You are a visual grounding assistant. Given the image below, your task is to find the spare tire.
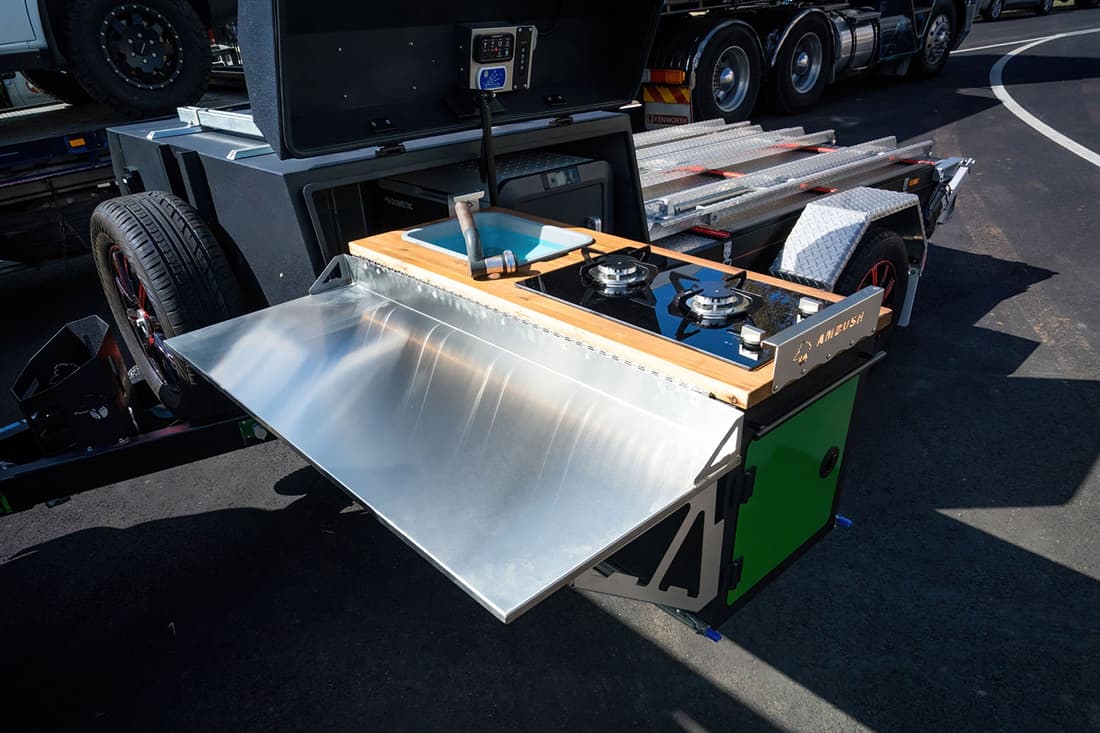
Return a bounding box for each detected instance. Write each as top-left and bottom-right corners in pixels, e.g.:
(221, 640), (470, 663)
(90, 191), (247, 418)
(64, 0), (211, 117)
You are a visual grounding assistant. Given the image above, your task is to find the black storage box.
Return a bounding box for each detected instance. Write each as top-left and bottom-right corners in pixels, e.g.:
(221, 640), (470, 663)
(240, 0), (663, 158)
(12, 316), (133, 455)
(371, 152), (613, 231)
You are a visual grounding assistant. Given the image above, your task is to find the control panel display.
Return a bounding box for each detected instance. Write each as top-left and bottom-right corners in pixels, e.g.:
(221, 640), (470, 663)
(460, 24), (536, 94)
(474, 33), (514, 63)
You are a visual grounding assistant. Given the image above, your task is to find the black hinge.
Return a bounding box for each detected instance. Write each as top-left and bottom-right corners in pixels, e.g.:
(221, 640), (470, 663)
(549, 114), (574, 127)
(722, 557), (744, 591)
(376, 142), (406, 157)
(729, 467), (756, 507)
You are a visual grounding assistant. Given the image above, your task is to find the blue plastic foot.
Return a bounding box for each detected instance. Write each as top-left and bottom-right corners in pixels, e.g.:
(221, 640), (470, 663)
(704, 628), (722, 642)
(835, 514), (854, 529)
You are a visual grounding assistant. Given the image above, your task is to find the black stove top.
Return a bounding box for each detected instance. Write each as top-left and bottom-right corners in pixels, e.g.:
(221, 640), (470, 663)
(517, 246), (810, 370)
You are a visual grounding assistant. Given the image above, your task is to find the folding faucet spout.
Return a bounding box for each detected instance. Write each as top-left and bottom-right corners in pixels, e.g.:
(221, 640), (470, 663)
(450, 191), (518, 279)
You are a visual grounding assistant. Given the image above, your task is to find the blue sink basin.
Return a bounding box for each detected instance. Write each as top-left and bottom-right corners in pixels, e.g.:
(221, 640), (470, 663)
(402, 212), (593, 265)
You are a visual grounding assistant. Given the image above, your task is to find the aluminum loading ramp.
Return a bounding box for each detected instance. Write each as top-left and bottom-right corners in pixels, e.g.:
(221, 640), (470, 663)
(167, 256), (742, 623)
(635, 124), (934, 242)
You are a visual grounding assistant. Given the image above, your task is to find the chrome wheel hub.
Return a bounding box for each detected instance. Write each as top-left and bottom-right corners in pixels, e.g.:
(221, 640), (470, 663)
(790, 33), (823, 95)
(711, 46), (751, 112)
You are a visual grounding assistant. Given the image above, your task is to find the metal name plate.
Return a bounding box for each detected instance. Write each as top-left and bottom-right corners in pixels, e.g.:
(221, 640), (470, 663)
(765, 286), (883, 392)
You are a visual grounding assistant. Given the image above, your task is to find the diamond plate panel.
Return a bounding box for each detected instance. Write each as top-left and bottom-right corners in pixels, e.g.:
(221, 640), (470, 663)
(639, 129), (837, 191)
(636, 124), (765, 162)
(771, 187), (922, 290)
(633, 118), (736, 149)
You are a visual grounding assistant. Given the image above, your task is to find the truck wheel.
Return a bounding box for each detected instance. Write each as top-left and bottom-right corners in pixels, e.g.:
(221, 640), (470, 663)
(64, 0), (211, 117)
(20, 70), (91, 105)
(908, 2), (956, 79)
(981, 0), (1004, 20)
(91, 191), (246, 418)
(771, 15), (833, 114)
(1036, 0), (1054, 14)
(693, 25), (762, 122)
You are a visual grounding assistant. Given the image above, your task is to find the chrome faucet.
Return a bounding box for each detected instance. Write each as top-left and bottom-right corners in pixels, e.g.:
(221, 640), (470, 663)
(450, 191), (517, 279)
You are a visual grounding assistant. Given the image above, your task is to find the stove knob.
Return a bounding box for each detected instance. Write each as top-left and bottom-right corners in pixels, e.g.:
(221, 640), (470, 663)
(740, 324), (765, 350)
(798, 296), (823, 319)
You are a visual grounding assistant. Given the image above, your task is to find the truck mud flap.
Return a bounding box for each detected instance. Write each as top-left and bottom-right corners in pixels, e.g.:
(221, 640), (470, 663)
(166, 255), (743, 623)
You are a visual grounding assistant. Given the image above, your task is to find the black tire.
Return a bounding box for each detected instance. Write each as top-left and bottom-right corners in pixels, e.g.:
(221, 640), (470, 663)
(64, 0), (211, 118)
(909, 2), (956, 79)
(91, 191), (246, 417)
(1036, 0), (1054, 14)
(693, 25), (763, 123)
(20, 69), (92, 105)
(836, 229), (910, 347)
(982, 0), (1004, 20)
(771, 15), (833, 114)
(836, 227), (910, 320)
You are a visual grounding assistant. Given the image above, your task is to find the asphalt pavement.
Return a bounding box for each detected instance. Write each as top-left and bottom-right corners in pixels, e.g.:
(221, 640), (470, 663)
(2, 10), (1099, 731)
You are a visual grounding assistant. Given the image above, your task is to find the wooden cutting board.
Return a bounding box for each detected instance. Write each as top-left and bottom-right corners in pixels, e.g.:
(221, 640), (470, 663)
(348, 210), (889, 408)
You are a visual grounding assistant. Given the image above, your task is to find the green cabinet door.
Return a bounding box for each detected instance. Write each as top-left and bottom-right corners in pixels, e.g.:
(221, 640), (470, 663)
(726, 376), (860, 606)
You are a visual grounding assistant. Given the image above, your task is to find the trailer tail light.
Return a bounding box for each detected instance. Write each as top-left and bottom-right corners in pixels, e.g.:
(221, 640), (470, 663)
(642, 69), (687, 85)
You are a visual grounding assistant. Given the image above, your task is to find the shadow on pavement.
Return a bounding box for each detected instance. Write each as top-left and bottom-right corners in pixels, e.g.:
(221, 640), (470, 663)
(0, 468), (778, 732)
(723, 243), (1100, 730)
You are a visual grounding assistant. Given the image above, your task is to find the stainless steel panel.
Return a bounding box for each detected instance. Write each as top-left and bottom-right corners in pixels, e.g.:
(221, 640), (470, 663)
(167, 256), (743, 623)
(765, 286), (882, 392)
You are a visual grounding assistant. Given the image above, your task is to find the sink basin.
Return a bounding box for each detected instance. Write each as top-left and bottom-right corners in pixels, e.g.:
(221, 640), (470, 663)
(402, 212), (593, 265)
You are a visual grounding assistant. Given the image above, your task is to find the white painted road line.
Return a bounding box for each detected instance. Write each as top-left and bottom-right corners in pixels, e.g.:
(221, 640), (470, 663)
(989, 27), (1100, 170)
(956, 35), (1062, 54)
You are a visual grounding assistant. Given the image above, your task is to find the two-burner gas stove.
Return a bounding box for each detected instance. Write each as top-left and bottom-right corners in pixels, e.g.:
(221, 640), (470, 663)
(518, 245), (822, 372)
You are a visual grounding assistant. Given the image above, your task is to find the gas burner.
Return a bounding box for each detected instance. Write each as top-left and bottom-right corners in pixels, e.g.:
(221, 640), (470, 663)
(684, 283), (755, 324)
(667, 271), (759, 328)
(582, 253), (658, 295)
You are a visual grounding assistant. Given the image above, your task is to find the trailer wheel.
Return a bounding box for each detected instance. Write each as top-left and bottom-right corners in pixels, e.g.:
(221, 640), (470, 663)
(909, 2), (956, 78)
(836, 228), (909, 330)
(771, 15), (833, 114)
(981, 0), (1004, 20)
(91, 192), (246, 417)
(63, 0), (211, 117)
(693, 25), (762, 122)
(20, 70), (92, 105)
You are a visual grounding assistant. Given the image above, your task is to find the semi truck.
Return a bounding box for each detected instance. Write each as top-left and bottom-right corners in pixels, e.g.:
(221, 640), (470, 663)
(642, 0), (978, 127)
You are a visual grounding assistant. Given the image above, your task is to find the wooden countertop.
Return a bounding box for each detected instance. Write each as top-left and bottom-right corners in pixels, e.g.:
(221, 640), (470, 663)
(349, 212), (890, 408)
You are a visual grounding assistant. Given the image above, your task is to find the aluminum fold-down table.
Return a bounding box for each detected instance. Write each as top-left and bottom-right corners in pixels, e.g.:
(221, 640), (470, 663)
(167, 254), (743, 622)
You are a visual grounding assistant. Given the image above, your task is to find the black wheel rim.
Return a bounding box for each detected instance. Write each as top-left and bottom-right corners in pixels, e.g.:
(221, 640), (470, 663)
(109, 245), (186, 388)
(859, 259), (899, 307)
(99, 4), (183, 90)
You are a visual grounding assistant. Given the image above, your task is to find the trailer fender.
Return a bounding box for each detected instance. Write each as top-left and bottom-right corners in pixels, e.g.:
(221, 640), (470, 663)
(771, 187), (926, 323)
